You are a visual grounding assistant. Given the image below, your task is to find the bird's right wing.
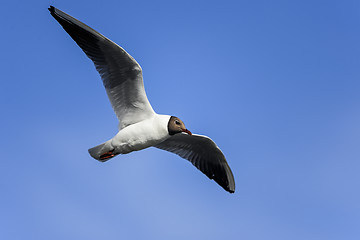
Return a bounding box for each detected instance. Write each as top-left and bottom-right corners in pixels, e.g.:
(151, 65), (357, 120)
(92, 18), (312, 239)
(155, 133), (235, 193)
(49, 6), (155, 129)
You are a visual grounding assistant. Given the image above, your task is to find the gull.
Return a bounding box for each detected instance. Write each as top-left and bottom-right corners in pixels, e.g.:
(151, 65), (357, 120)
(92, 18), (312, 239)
(49, 6), (235, 193)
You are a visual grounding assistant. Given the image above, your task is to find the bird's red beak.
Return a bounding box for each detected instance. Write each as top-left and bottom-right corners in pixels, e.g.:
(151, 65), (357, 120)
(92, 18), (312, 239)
(182, 129), (192, 135)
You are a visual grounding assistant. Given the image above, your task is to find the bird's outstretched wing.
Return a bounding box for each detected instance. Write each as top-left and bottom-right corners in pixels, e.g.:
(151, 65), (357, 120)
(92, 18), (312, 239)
(155, 133), (235, 193)
(49, 6), (155, 129)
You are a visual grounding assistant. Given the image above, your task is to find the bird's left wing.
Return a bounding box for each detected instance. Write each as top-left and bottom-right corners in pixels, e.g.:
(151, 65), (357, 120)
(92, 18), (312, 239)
(49, 6), (155, 129)
(155, 133), (235, 193)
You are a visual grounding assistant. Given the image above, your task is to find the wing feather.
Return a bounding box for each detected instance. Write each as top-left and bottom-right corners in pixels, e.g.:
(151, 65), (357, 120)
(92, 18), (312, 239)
(155, 134), (235, 193)
(49, 6), (155, 128)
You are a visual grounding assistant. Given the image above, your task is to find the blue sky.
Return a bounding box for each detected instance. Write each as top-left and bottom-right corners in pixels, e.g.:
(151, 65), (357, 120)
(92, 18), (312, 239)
(1, 0), (360, 239)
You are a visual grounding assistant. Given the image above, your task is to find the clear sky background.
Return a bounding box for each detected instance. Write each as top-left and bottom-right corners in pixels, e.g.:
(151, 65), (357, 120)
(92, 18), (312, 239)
(1, 0), (360, 239)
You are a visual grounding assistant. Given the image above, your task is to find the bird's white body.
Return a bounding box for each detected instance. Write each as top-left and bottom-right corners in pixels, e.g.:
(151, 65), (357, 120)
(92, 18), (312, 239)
(111, 114), (171, 154)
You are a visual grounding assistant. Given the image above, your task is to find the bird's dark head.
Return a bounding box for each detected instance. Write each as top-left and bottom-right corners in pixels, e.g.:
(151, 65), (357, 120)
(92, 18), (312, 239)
(168, 116), (192, 135)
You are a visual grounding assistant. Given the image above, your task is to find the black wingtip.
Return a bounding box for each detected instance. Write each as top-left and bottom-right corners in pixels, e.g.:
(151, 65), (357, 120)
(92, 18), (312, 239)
(228, 181), (236, 193)
(48, 5), (55, 13)
(225, 185), (235, 194)
(221, 175), (235, 193)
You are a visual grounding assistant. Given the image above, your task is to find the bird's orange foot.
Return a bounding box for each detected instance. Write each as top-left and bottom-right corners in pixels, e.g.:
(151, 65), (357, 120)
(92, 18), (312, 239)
(100, 150), (115, 161)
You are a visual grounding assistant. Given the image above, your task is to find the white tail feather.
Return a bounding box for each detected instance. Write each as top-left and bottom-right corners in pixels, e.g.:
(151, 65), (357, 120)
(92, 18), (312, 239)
(88, 140), (114, 161)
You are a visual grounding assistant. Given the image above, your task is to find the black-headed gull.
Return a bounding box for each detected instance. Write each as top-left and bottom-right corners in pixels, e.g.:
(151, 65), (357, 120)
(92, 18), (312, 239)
(49, 6), (235, 193)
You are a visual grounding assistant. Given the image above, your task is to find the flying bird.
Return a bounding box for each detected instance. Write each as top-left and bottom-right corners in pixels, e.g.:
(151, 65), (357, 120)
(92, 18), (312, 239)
(49, 6), (235, 193)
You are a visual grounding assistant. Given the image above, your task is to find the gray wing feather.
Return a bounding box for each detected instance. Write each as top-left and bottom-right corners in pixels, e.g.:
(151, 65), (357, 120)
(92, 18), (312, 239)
(49, 6), (155, 129)
(155, 134), (235, 193)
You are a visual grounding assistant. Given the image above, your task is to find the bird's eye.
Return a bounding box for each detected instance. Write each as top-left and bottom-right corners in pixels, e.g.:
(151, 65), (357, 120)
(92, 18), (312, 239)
(175, 120), (180, 125)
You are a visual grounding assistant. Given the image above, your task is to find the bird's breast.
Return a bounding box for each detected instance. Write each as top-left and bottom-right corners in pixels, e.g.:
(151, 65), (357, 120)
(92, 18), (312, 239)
(111, 115), (171, 154)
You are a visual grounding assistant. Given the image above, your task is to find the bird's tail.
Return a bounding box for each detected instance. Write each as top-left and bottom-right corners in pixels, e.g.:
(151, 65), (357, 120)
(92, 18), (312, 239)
(88, 140), (116, 162)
